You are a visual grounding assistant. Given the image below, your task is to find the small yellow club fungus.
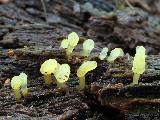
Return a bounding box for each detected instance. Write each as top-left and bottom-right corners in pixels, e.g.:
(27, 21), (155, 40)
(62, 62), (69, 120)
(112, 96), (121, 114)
(132, 46), (146, 85)
(77, 61), (97, 90)
(66, 32), (79, 56)
(55, 64), (70, 88)
(11, 72), (28, 101)
(107, 48), (124, 63)
(11, 76), (22, 101)
(60, 39), (69, 49)
(19, 73), (28, 97)
(40, 59), (58, 85)
(99, 47), (108, 60)
(82, 39), (94, 57)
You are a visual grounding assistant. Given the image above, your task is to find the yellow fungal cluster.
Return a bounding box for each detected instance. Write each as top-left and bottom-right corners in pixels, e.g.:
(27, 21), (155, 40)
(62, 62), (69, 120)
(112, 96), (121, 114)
(99, 47), (108, 60)
(60, 32), (96, 57)
(131, 46), (146, 85)
(60, 32), (79, 57)
(9, 31), (147, 103)
(82, 39), (95, 57)
(11, 72), (28, 101)
(40, 59), (70, 88)
(77, 61), (97, 90)
(107, 48), (124, 63)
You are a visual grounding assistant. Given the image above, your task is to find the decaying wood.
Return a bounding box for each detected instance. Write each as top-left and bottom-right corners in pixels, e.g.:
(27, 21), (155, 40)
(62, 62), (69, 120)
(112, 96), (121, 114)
(1, 45), (160, 119)
(1, 0), (160, 119)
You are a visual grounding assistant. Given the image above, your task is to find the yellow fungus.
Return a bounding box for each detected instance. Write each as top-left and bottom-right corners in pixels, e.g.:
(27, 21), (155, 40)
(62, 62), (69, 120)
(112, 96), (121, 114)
(40, 59), (58, 85)
(55, 64), (70, 88)
(107, 48), (124, 63)
(131, 46), (146, 85)
(60, 39), (69, 49)
(82, 39), (95, 57)
(77, 61), (97, 90)
(11, 72), (28, 101)
(99, 47), (108, 60)
(19, 73), (28, 97)
(11, 76), (22, 101)
(66, 32), (79, 56)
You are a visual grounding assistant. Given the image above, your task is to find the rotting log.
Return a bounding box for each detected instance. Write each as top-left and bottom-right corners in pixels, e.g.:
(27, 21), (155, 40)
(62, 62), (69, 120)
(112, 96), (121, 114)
(1, 46), (160, 119)
(1, 0), (160, 119)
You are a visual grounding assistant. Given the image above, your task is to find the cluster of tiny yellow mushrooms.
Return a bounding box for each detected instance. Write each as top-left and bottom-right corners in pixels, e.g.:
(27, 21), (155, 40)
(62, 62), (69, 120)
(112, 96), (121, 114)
(10, 32), (146, 101)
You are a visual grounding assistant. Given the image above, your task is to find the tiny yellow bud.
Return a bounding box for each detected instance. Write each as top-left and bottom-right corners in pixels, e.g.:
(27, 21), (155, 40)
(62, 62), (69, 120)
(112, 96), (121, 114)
(77, 61), (97, 90)
(99, 47), (108, 60)
(82, 39), (95, 57)
(107, 48), (124, 62)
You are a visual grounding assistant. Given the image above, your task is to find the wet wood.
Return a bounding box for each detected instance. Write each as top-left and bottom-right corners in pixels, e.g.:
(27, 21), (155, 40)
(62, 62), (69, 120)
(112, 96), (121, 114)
(1, 0), (160, 119)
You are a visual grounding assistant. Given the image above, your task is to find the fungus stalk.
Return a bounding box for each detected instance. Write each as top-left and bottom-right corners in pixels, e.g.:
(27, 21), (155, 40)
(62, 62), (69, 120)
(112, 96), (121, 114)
(66, 45), (75, 57)
(56, 81), (66, 88)
(21, 87), (28, 97)
(44, 74), (52, 85)
(78, 76), (86, 90)
(13, 89), (21, 101)
(132, 73), (140, 85)
(77, 61), (97, 90)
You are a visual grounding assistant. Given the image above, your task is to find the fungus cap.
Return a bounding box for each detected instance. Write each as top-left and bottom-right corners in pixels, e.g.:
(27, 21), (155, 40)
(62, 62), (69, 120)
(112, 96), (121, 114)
(11, 76), (22, 90)
(107, 48), (124, 62)
(77, 61), (97, 77)
(40, 59), (58, 75)
(19, 72), (27, 88)
(136, 46), (145, 55)
(68, 32), (79, 47)
(99, 47), (108, 60)
(83, 39), (95, 51)
(55, 64), (70, 83)
(11, 72), (28, 90)
(60, 39), (69, 49)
